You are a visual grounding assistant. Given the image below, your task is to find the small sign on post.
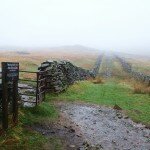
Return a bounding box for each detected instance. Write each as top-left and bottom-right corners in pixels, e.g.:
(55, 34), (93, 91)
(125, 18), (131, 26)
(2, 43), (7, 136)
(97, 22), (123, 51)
(4, 62), (19, 81)
(2, 62), (19, 130)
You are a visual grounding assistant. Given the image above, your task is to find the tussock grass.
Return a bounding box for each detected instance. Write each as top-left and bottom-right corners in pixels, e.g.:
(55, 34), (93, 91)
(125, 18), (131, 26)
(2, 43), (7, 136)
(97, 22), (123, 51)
(92, 77), (104, 84)
(133, 83), (150, 94)
(0, 126), (46, 150)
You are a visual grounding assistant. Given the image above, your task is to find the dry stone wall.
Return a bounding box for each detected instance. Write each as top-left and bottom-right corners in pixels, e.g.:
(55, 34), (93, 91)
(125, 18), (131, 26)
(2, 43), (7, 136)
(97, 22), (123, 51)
(116, 56), (150, 86)
(92, 55), (103, 77)
(38, 55), (103, 93)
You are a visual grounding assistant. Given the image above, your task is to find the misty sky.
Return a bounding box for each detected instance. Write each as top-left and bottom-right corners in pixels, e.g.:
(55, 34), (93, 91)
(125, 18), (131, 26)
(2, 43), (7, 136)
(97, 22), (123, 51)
(0, 0), (150, 54)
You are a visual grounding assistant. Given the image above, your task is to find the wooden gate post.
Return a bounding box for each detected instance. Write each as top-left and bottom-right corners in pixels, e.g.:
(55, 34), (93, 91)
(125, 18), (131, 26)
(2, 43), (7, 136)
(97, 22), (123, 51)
(1, 62), (19, 130)
(36, 72), (39, 105)
(12, 79), (19, 124)
(2, 62), (8, 130)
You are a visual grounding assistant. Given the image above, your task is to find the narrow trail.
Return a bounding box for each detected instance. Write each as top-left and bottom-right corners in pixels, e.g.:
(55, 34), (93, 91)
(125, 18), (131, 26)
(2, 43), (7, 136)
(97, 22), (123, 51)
(59, 102), (150, 150)
(33, 102), (150, 150)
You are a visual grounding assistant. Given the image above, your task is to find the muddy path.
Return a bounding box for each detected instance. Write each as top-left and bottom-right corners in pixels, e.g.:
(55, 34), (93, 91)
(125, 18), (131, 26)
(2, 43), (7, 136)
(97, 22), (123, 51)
(33, 102), (150, 150)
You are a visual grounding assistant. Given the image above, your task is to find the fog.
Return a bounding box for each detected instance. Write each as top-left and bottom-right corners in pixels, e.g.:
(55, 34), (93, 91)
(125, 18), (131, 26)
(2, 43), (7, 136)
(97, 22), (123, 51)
(0, 0), (150, 55)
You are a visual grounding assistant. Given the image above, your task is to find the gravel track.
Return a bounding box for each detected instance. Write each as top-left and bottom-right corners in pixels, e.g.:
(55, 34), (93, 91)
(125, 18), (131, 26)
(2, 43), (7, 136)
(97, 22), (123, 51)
(59, 102), (150, 150)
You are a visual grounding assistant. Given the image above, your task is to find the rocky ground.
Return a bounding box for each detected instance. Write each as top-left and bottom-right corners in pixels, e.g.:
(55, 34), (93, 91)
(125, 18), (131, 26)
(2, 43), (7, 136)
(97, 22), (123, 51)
(33, 102), (150, 150)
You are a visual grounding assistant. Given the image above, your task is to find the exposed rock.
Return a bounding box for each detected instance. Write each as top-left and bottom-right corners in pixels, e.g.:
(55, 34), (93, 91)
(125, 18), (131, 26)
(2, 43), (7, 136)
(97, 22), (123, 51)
(113, 104), (122, 110)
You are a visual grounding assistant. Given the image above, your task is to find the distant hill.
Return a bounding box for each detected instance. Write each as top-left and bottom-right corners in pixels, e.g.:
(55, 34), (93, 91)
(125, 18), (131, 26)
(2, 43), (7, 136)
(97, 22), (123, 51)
(114, 50), (150, 58)
(0, 45), (101, 57)
(16, 51), (30, 55)
(29, 45), (100, 54)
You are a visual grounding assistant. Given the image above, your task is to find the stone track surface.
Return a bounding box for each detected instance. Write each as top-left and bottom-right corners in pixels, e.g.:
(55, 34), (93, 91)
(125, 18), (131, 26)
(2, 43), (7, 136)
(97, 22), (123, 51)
(59, 102), (150, 150)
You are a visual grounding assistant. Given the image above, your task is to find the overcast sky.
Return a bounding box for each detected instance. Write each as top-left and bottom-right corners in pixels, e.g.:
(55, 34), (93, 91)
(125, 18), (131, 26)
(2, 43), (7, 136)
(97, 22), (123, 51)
(0, 0), (150, 54)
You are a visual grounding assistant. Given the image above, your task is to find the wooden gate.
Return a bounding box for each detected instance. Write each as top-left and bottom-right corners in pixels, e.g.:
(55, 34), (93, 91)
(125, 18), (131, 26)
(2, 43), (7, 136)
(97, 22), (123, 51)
(0, 63), (47, 130)
(19, 70), (47, 105)
(36, 71), (47, 104)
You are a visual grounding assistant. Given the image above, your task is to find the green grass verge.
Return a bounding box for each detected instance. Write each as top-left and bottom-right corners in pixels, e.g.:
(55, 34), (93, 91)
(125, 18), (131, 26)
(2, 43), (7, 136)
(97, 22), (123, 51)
(47, 80), (150, 125)
(0, 102), (61, 150)
(20, 102), (58, 125)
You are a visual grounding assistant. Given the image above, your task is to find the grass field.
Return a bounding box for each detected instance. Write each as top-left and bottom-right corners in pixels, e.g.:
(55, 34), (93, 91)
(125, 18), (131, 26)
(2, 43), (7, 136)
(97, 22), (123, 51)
(0, 46), (100, 71)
